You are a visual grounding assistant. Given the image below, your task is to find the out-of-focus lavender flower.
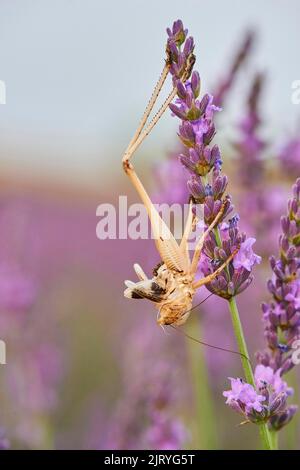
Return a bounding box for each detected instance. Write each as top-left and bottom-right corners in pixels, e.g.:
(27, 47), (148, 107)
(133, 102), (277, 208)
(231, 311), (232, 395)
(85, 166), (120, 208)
(257, 178), (300, 377)
(106, 319), (188, 450)
(0, 428), (10, 450)
(5, 339), (64, 448)
(213, 31), (255, 108)
(7, 341), (64, 414)
(278, 138), (300, 178)
(143, 413), (187, 450)
(235, 73), (265, 188)
(234, 73), (286, 258)
(0, 263), (37, 313)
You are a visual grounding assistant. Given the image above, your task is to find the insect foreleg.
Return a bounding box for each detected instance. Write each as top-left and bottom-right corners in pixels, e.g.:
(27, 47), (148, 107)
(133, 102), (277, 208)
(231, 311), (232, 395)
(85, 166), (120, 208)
(179, 200), (195, 266)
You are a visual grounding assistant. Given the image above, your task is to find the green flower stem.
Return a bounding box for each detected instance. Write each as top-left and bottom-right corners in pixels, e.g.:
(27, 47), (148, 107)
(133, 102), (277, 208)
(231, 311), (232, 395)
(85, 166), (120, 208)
(228, 295), (274, 450)
(229, 288), (275, 450)
(285, 369), (298, 449)
(214, 228), (275, 450)
(228, 297), (254, 384)
(270, 429), (279, 450)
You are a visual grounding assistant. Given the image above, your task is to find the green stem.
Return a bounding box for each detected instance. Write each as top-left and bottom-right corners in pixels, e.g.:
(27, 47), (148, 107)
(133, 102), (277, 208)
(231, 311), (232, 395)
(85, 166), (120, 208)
(270, 430), (279, 450)
(228, 297), (254, 385)
(214, 228), (275, 450)
(228, 296), (274, 450)
(284, 368), (297, 449)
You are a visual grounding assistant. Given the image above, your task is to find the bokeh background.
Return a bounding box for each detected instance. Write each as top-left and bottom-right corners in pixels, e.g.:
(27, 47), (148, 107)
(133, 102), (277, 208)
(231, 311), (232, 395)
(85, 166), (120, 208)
(0, 0), (299, 449)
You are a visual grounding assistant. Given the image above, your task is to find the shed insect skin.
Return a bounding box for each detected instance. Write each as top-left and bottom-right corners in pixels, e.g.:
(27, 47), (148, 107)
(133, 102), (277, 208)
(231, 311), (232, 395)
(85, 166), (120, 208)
(122, 48), (239, 327)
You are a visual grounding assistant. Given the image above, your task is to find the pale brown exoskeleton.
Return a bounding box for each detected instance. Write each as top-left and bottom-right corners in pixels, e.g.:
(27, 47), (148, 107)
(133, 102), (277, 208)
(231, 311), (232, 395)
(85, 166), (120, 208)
(122, 50), (238, 328)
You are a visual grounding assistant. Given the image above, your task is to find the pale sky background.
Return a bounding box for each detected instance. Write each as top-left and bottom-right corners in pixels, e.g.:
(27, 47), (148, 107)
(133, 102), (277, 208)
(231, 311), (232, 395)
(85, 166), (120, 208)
(0, 0), (299, 188)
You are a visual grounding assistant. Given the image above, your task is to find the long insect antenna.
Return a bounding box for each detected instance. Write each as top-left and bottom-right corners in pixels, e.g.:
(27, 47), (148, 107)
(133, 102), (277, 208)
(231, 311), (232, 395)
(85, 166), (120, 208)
(125, 86), (177, 162)
(186, 293), (214, 314)
(169, 324), (252, 365)
(125, 63), (170, 154)
(123, 31), (195, 165)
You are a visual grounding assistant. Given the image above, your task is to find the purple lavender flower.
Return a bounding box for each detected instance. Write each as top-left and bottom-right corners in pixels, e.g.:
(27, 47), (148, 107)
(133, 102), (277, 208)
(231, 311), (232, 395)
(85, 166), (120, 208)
(254, 364), (292, 396)
(0, 428), (10, 450)
(166, 20), (188, 46)
(225, 179), (300, 431)
(199, 221), (260, 299)
(223, 377), (266, 416)
(233, 238), (262, 272)
(223, 365), (290, 424)
(166, 20), (195, 82)
(168, 46), (261, 301)
(257, 178), (300, 376)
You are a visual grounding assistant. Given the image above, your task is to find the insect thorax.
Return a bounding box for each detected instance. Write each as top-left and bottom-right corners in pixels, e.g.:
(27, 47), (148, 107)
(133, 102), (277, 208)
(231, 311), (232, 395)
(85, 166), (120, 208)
(154, 264), (195, 326)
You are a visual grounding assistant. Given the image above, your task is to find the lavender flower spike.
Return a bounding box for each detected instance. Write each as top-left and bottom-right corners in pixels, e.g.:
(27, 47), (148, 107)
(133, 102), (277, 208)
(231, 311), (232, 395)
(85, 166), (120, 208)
(258, 178), (300, 376)
(213, 30), (255, 108)
(255, 178), (300, 431)
(224, 179), (300, 433)
(169, 59), (261, 300)
(166, 21), (276, 449)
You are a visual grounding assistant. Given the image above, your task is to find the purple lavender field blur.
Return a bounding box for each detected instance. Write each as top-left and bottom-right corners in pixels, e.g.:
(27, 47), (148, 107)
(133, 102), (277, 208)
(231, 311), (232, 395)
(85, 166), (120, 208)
(0, 1), (299, 450)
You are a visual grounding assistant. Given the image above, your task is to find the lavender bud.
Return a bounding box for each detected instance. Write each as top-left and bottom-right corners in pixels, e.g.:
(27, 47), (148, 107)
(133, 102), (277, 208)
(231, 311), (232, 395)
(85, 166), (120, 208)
(187, 176), (206, 203)
(235, 276), (253, 295)
(280, 357), (294, 375)
(179, 155), (195, 174)
(269, 392), (287, 415)
(191, 71), (200, 98)
(269, 405), (298, 431)
(198, 93), (210, 115)
(169, 103), (186, 120)
(203, 124), (216, 145)
(183, 36), (194, 56)
(176, 80), (187, 100)
(281, 216), (290, 235)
